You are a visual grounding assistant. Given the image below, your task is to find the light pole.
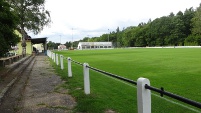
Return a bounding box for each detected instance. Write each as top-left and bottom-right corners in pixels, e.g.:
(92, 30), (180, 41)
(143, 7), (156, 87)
(108, 29), (109, 42)
(59, 35), (61, 44)
(72, 28), (73, 49)
(87, 35), (90, 42)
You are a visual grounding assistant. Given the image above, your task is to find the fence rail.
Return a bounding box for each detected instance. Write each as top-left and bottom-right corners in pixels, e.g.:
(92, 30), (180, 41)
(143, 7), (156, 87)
(71, 59), (83, 66)
(145, 84), (201, 109)
(47, 50), (201, 113)
(86, 65), (137, 85)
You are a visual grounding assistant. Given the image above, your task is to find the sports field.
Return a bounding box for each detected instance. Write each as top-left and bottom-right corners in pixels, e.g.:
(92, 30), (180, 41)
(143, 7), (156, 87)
(52, 48), (201, 113)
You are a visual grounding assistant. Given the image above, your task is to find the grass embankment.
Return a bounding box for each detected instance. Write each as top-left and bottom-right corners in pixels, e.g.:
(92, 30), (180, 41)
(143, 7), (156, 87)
(50, 48), (201, 113)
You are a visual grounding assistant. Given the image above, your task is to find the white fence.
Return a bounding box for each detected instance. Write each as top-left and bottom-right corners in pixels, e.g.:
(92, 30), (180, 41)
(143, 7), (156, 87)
(47, 50), (201, 113)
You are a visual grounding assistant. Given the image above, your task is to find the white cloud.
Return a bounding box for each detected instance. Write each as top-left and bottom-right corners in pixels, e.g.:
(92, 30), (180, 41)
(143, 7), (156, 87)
(30, 0), (201, 44)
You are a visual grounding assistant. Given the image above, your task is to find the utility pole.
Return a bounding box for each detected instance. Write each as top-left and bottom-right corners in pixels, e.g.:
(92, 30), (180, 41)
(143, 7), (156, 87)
(87, 35), (90, 42)
(108, 29), (109, 42)
(72, 28), (73, 49)
(59, 35), (61, 44)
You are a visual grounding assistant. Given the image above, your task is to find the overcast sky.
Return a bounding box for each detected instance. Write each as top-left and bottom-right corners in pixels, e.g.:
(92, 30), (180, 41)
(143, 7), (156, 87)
(30, 0), (201, 44)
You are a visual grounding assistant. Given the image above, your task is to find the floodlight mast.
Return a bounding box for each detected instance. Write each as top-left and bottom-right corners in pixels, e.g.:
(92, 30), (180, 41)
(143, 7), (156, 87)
(59, 35), (61, 44)
(108, 29), (109, 42)
(72, 28), (73, 49)
(87, 35), (90, 42)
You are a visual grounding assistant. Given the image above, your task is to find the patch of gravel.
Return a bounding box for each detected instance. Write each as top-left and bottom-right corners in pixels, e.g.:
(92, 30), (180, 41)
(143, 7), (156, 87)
(17, 56), (76, 113)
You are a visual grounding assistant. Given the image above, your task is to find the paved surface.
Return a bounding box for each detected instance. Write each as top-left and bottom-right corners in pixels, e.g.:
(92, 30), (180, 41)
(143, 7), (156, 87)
(0, 54), (76, 113)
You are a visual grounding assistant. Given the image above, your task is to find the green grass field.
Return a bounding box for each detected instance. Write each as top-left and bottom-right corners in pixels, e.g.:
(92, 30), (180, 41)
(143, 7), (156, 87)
(51, 48), (201, 113)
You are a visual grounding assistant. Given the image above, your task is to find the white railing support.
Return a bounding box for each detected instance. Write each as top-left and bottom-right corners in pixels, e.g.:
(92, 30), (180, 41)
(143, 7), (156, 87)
(49, 51), (51, 57)
(54, 53), (56, 62)
(47, 50), (50, 57)
(56, 54), (59, 65)
(52, 52), (54, 60)
(83, 63), (90, 94)
(68, 57), (72, 77)
(60, 55), (64, 70)
(48, 50), (51, 57)
(137, 77), (151, 113)
(47, 50), (48, 57)
(51, 52), (54, 60)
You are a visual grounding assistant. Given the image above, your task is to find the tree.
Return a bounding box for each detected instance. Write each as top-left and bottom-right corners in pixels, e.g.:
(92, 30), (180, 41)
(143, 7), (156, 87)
(183, 8), (195, 38)
(191, 4), (201, 45)
(0, 0), (20, 57)
(65, 41), (72, 49)
(192, 4), (201, 35)
(169, 11), (185, 46)
(116, 26), (123, 47)
(7, 0), (51, 56)
(191, 4), (201, 35)
(47, 41), (55, 50)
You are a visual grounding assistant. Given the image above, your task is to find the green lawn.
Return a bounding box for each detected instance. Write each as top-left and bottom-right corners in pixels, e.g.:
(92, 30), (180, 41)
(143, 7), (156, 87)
(51, 48), (201, 113)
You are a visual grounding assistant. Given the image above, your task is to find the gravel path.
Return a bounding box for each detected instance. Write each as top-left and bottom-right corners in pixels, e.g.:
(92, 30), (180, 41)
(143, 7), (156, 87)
(16, 55), (76, 113)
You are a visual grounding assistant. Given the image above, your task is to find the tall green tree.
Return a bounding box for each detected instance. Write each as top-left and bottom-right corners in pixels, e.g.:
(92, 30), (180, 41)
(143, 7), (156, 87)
(169, 11), (185, 46)
(183, 8), (195, 38)
(0, 0), (20, 57)
(191, 4), (201, 35)
(116, 26), (123, 47)
(7, 0), (51, 55)
(191, 4), (201, 45)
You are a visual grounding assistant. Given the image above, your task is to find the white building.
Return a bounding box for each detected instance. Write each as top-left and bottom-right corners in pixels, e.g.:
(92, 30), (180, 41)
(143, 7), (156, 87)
(58, 44), (67, 50)
(77, 42), (113, 50)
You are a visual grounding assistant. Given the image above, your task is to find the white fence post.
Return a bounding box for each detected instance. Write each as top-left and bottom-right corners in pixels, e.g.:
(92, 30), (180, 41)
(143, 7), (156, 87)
(60, 55), (64, 70)
(52, 53), (54, 60)
(68, 57), (72, 77)
(54, 53), (56, 62)
(137, 77), (151, 113)
(47, 50), (49, 57)
(48, 50), (51, 57)
(56, 54), (59, 65)
(83, 63), (90, 94)
(47, 50), (48, 57)
(49, 51), (51, 57)
(51, 52), (54, 60)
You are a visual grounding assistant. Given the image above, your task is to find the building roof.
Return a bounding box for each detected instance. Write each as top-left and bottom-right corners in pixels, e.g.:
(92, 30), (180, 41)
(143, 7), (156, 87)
(31, 37), (47, 44)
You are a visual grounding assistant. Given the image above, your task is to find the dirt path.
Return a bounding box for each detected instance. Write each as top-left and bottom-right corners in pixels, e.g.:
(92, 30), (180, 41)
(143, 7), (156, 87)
(0, 55), (76, 113)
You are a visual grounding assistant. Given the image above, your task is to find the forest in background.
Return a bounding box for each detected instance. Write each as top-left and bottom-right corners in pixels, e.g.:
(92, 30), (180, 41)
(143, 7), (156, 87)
(48, 3), (201, 49)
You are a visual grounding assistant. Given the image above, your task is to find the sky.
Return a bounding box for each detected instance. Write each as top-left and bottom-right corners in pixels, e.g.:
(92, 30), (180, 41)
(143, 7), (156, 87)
(29, 0), (201, 44)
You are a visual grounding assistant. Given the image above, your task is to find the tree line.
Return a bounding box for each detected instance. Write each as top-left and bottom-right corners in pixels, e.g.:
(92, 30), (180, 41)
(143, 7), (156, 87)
(78, 4), (201, 47)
